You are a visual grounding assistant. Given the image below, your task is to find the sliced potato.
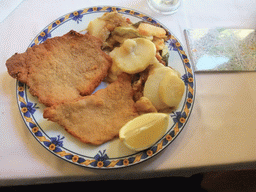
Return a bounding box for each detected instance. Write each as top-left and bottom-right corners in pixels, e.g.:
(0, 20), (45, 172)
(153, 37), (165, 51)
(87, 18), (109, 41)
(149, 58), (167, 72)
(109, 38), (156, 74)
(87, 12), (128, 42)
(143, 67), (172, 110)
(138, 23), (166, 38)
(100, 12), (128, 31)
(159, 71), (185, 108)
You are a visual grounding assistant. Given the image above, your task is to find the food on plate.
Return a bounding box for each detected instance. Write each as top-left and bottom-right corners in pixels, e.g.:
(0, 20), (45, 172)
(143, 67), (172, 110)
(119, 113), (169, 151)
(92, 14), (170, 65)
(6, 30), (112, 106)
(7, 11), (187, 148)
(160, 45), (169, 65)
(87, 18), (109, 42)
(131, 67), (151, 102)
(87, 11), (128, 42)
(134, 96), (157, 114)
(43, 74), (139, 145)
(137, 22), (167, 38)
(159, 70), (185, 108)
(153, 37), (165, 51)
(111, 26), (142, 44)
(144, 66), (185, 110)
(108, 38), (157, 82)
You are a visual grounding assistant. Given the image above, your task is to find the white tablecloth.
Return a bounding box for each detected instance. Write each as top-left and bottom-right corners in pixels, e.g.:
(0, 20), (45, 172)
(1, 0), (256, 186)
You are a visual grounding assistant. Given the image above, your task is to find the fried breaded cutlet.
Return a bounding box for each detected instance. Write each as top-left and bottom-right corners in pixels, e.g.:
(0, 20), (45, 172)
(43, 73), (139, 145)
(6, 30), (112, 106)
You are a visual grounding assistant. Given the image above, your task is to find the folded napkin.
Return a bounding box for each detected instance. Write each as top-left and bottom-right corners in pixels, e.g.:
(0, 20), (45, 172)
(185, 28), (256, 72)
(0, 0), (23, 23)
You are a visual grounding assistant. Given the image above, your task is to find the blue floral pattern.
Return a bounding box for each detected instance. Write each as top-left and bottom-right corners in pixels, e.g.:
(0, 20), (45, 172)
(16, 6), (195, 169)
(38, 29), (51, 43)
(50, 135), (65, 147)
(71, 10), (84, 23)
(90, 150), (110, 167)
(182, 73), (194, 87)
(20, 102), (37, 116)
(43, 135), (65, 152)
(171, 111), (187, 128)
(167, 36), (179, 51)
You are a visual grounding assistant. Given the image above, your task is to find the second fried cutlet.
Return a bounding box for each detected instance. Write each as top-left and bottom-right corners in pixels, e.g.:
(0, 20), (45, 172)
(6, 30), (112, 106)
(43, 73), (139, 145)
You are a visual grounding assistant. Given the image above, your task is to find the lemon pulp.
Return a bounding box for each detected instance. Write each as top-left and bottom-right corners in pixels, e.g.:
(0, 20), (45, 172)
(119, 113), (169, 151)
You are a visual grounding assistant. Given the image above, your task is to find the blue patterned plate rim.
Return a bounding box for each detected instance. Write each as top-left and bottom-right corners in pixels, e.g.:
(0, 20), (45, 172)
(16, 6), (196, 169)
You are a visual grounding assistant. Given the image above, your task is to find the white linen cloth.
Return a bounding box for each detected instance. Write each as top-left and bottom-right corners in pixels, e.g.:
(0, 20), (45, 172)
(0, 0), (256, 186)
(0, 0), (23, 23)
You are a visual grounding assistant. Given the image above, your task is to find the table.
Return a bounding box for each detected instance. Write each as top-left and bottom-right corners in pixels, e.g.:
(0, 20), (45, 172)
(1, 0), (256, 186)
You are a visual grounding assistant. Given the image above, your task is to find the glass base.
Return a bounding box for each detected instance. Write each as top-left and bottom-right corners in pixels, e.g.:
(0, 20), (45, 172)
(147, 0), (181, 15)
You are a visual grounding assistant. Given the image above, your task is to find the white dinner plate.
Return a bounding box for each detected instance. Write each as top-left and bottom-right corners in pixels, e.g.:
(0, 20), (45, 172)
(16, 6), (195, 169)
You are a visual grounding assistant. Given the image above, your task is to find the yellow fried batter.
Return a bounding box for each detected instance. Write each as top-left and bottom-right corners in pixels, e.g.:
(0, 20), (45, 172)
(6, 30), (112, 106)
(43, 74), (139, 145)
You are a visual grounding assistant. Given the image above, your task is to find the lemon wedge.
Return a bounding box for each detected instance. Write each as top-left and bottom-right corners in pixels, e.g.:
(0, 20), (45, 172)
(119, 113), (169, 151)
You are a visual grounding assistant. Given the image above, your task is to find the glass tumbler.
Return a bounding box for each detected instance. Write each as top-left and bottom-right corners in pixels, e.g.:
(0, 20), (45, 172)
(147, 0), (181, 15)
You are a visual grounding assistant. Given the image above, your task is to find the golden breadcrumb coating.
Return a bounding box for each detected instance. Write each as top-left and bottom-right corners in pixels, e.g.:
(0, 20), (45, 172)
(6, 30), (112, 106)
(43, 74), (139, 145)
